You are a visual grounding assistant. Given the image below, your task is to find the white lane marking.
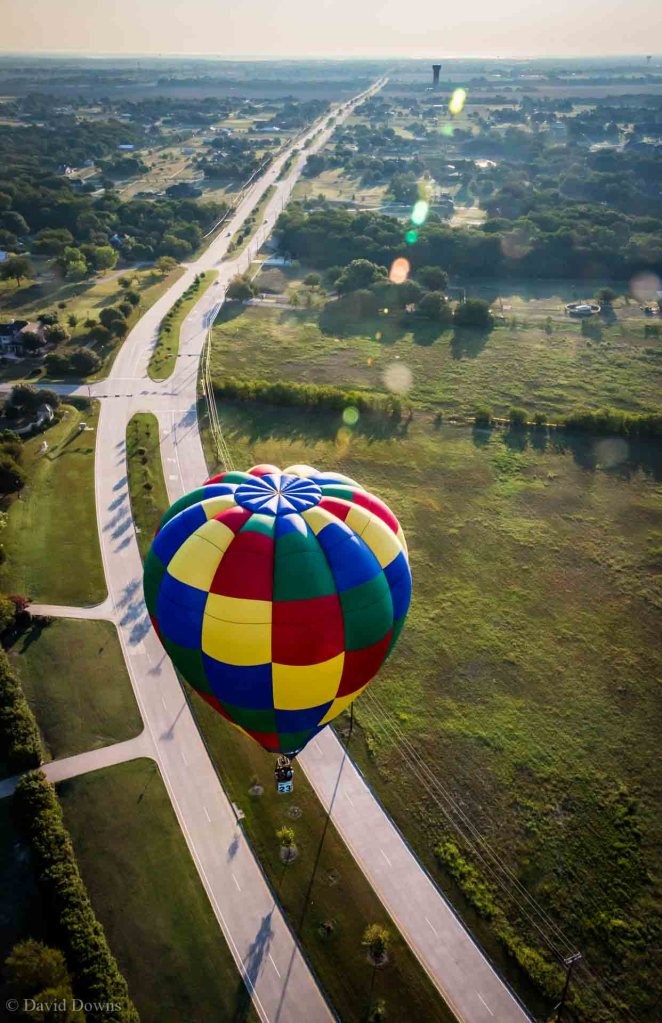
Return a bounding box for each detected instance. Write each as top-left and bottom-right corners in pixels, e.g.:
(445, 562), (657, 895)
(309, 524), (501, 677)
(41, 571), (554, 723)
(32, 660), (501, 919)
(478, 994), (494, 1016)
(345, 790), (354, 806)
(425, 916), (438, 935)
(160, 694), (167, 709)
(232, 873), (241, 892)
(269, 954), (280, 978)
(203, 805), (211, 823)
(181, 750), (188, 766)
(312, 740), (322, 754)
(380, 849), (391, 867)
(168, 474), (178, 480)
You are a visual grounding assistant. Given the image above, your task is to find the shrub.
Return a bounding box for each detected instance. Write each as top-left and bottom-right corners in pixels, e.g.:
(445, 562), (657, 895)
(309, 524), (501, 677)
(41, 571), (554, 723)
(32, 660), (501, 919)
(532, 412), (547, 427)
(276, 825), (296, 848)
(13, 772), (140, 1023)
(0, 647), (42, 771)
(562, 408), (662, 438)
(508, 407), (528, 428)
(212, 376), (402, 418)
(125, 290), (140, 307)
(0, 453), (27, 494)
(44, 324), (70, 344)
(473, 405), (493, 428)
(118, 301), (133, 318)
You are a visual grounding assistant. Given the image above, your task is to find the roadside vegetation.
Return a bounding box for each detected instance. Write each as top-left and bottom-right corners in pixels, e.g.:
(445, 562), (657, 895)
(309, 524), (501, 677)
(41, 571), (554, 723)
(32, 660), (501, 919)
(0, 398), (106, 605)
(226, 185), (276, 256)
(189, 694), (456, 1023)
(148, 270), (216, 380)
(126, 413), (169, 560)
(59, 760), (258, 1023)
(13, 771), (139, 1023)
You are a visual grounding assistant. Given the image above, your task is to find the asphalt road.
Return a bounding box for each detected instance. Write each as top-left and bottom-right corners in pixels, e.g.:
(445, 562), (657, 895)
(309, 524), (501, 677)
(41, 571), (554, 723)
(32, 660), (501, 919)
(15, 75), (531, 1023)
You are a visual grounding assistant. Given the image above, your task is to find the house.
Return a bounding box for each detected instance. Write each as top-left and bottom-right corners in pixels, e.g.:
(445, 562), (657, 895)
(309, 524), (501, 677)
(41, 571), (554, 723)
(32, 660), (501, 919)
(0, 320), (46, 356)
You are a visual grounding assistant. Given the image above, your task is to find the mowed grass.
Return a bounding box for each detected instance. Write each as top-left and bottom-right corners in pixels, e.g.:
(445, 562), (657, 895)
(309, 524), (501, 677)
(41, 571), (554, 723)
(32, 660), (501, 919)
(8, 618), (142, 761)
(201, 403), (662, 1023)
(126, 413), (169, 559)
(58, 760), (257, 1023)
(189, 694), (456, 1023)
(210, 302), (661, 419)
(0, 403), (106, 604)
(148, 270), (216, 381)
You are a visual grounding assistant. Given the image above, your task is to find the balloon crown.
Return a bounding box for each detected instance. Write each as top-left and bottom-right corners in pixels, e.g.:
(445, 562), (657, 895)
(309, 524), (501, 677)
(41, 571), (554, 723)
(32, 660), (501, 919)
(234, 473), (322, 516)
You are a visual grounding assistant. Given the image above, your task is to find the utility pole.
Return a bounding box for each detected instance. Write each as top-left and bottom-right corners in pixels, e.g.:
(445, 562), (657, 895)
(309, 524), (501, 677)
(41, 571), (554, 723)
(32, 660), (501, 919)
(555, 952), (582, 1021)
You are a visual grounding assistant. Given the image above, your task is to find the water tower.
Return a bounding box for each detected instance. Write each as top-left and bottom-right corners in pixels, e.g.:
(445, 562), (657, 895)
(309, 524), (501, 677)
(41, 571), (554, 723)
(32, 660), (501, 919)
(432, 64), (442, 87)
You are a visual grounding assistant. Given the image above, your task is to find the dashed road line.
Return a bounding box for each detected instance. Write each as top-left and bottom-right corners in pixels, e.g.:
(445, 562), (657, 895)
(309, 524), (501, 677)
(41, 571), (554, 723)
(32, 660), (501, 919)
(478, 994), (494, 1016)
(203, 805), (211, 823)
(269, 954), (280, 978)
(426, 916), (438, 936)
(380, 848), (391, 867)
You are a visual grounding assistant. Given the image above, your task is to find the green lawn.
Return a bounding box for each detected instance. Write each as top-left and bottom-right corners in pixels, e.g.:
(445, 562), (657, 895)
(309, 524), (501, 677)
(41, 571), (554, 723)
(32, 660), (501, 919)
(0, 402), (106, 604)
(126, 413), (169, 559)
(209, 302), (660, 419)
(148, 270), (216, 381)
(189, 694), (455, 1023)
(58, 760), (257, 1023)
(8, 619), (142, 761)
(201, 402), (662, 1023)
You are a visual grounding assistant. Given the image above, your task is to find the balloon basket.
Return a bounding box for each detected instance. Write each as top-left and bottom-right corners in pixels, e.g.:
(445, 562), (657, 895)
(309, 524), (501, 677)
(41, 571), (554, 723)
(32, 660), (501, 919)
(274, 755), (294, 794)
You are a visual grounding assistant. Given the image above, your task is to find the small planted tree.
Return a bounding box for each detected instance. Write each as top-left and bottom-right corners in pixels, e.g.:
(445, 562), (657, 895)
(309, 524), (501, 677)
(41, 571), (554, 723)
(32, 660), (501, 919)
(276, 825), (297, 862)
(508, 407), (528, 429)
(362, 923), (391, 966)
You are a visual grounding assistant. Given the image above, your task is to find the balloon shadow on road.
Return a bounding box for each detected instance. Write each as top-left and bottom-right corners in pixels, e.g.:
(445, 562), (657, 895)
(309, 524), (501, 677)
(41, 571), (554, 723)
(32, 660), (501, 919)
(160, 702), (185, 741)
(231, 910), (274, 1021)
(227, 833), (239, 861)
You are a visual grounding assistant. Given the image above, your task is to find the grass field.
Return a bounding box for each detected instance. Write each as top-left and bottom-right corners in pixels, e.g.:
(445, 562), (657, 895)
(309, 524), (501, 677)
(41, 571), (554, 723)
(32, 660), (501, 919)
(8, 619), (142, 761)
(128, 405), (455, 1023)
(126, 413), (169, 560)
(210, 303), (660, 420)
(0, 265), (185, 382)
(200, 402), (661, 1023)
(58, 760), (257, 1023)
(0, 402), (106, 604)
(148, 270), (216, 381)
(189, 693), (455, 1023)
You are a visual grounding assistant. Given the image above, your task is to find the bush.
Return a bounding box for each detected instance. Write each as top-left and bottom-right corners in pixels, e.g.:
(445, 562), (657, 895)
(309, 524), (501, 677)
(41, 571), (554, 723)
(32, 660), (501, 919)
(118, 301), (133, 318)
(44, 323), (70, 344)
(125, 290), (141, 307)
(418, 290), (452, 324)
(45, 348), (102, 377)
(473, 406), (493, 428)
(0, 647), (42, 771)
(0, 453), (27, 494)
(508, 407), (528, 428)
(226, 274), (256, 301)
(562, 408), (662, 438)
(13, 772), (140, 1023)
(212, 376), (402, 418)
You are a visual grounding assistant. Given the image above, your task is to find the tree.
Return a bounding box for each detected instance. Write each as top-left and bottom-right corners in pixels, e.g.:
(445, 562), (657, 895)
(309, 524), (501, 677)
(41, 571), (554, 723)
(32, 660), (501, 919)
(362, 924), (391, 964)
(1, 255), (34, 287)
(453, 299), (494, 329)
(389, 172), (419, 204)
(44, 324), (70, 344)
(8, 384), (43, 414)
(418, 291), (452, 324)
(335, 259), (387, 295)
(509, 406), (528, 428)
(99, 306), (127, 336)
(156, 255), (178, 275)
(227, 274), (256, 301)
(276, 825), (296, 849)
(3, 940), (69, 998)
(55, 246), (88, 280)
(1, 210), (29, 236)
(596, 287), (617, 306)
(67, 313), (78, 328)
(0, 454), (27, 494)
(304, 272), (321, 287)
(87, 244), (118, 272)
(415, 266), (449, 292)
(20, 331), (45, 354)
(0, 593), (16, 635)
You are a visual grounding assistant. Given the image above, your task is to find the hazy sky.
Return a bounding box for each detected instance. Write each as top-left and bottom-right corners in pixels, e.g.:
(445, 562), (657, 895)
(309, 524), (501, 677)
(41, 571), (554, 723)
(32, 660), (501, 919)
(0, 0), (658, 57)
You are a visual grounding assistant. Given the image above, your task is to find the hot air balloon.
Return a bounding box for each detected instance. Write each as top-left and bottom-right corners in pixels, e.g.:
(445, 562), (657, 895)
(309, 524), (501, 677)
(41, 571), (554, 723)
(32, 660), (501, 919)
(143, 464), (411, 792)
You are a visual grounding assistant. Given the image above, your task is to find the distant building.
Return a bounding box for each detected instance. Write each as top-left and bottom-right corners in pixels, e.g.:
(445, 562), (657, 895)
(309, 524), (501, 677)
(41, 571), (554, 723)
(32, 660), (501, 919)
(0, 319), (46, 356)
(432, 64), (442, 87)
(117, 144), (135, 151)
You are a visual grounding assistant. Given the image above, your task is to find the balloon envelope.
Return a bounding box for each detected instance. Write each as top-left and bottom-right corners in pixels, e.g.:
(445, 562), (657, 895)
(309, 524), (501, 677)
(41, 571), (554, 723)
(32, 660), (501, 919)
(144, 465), (411, 756)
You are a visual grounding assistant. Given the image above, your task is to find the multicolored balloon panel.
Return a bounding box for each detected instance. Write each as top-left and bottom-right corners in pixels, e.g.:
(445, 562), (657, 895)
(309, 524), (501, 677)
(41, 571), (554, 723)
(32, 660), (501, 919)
(144, 464), (412, 756)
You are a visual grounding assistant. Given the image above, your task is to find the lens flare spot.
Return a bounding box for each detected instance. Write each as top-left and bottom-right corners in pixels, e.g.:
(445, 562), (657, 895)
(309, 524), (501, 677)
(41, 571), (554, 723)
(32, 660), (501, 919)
(389, 257), (410, 284)
(449, 88), (467, 116)
(367, 356), (374, 364)
(335, 426), (352, 454)
(411, 200), (429, 227)
(630, 272), (661, 304)
(382, 307), (389, 316)
(383, 362), (413, 395)
(595, 438), (629, 468)
(500, 226), (536, 260)
(441, 122), (454, 137)
(405, 229), (418, 245)
(342, 406), (360, 427)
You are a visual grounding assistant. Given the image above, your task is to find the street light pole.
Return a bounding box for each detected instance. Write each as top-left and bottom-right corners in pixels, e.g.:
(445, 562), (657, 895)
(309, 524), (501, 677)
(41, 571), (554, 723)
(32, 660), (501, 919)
(556, 952), (582, 1022)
